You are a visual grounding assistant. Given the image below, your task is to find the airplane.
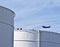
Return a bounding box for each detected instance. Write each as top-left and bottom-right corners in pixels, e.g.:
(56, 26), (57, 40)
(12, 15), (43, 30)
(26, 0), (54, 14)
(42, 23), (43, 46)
(42, 25), (51, 28)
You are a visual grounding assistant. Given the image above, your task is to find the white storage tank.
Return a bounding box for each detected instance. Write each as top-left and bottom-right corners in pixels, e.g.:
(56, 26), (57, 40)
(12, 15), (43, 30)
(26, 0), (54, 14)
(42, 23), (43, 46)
(14, 28), (38, 47)
(0, 6), (15, 47)
(39, 30), (60, 47)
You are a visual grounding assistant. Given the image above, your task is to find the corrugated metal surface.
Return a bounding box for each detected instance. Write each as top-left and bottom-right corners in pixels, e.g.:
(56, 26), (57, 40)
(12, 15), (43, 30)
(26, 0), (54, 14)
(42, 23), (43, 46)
(39, 31), (60, 47)
(0, 6), (15, 47)
(14, 41), (38, 47)
(14, 29), (38, 47)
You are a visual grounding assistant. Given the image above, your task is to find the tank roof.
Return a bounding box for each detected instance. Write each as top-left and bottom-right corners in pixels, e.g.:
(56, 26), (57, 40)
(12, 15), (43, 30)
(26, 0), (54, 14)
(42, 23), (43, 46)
(39, 30), (60, 35)
(14, 28), (38, 33)
(0, 6), (15, 15)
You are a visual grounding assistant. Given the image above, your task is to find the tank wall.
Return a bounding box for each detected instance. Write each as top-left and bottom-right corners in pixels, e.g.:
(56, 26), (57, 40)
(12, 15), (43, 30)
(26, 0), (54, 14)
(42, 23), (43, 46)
(0, 23), (13, 47)
(14, 30), (38, 41)
(40, 41), (60, 47)
(14, 41), (38, 47)
(0, 6), (14, 47)
(14, 30), (38, 47)
(0, 6), (14, 25)
(39, 31), (60, 47)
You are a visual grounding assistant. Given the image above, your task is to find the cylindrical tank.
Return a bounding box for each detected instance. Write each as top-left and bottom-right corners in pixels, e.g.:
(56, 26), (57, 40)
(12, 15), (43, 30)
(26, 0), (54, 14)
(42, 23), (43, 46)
(39, 30), (60, 47)
(14, 28), (38, 47)
(0, 6), (15, 47)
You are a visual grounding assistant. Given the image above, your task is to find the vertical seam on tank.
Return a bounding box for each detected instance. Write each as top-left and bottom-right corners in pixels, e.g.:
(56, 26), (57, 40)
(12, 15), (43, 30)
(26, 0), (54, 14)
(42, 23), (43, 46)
(40, 31), (41, 47)
(12, 30), (14, 47)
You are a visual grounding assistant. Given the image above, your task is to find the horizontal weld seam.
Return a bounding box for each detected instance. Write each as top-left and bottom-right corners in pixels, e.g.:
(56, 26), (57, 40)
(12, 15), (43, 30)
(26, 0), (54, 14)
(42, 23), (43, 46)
(0, 22), (14, 28)
(14, 40), (38, 42)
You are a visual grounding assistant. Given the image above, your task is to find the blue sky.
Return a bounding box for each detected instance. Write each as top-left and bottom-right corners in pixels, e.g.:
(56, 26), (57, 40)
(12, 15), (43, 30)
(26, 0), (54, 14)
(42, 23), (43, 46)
(0, 0), (60, 33)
